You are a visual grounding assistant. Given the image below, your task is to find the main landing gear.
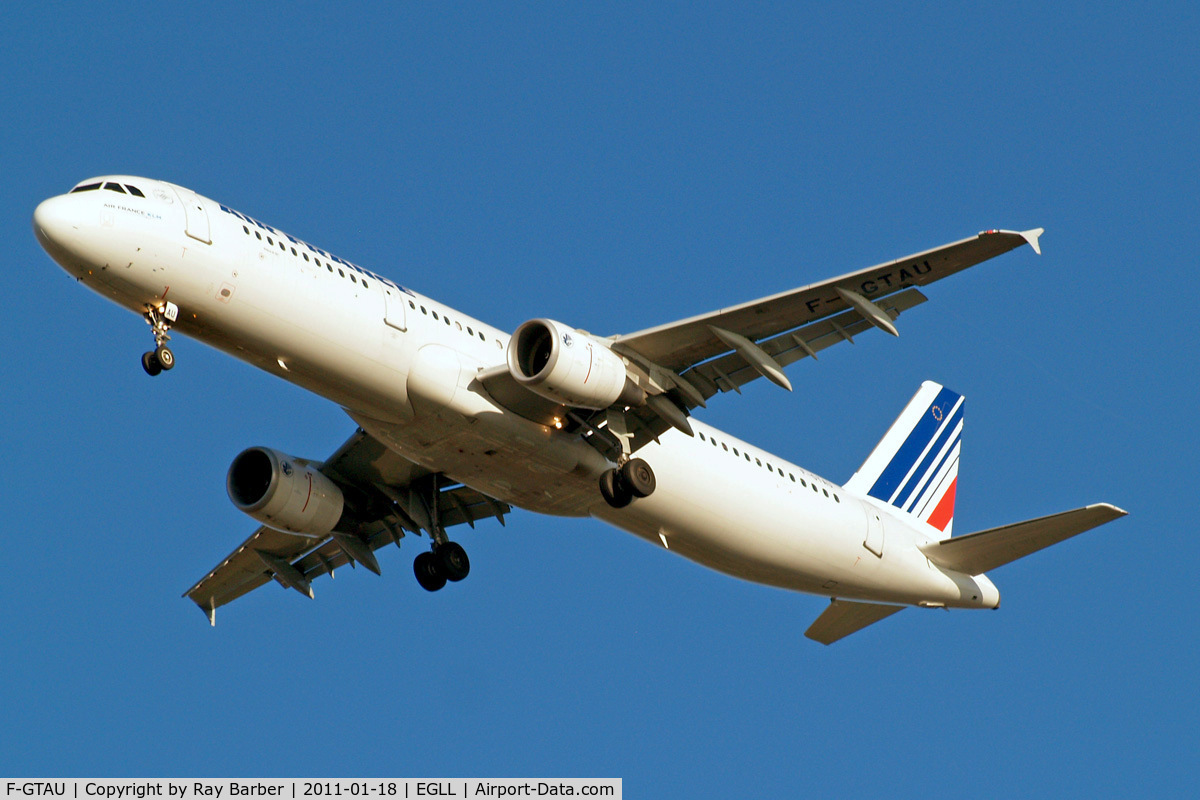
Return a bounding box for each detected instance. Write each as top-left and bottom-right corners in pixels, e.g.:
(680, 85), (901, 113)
(599, 458), (656, 508)
(141, 301), (178, 376)
(413, 541), (470, 592)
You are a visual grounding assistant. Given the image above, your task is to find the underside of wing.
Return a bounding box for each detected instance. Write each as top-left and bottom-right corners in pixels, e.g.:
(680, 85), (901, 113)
(613, 229), (1042, 372)
(680, 287), (926, 402)
(183, 429), (510, 623)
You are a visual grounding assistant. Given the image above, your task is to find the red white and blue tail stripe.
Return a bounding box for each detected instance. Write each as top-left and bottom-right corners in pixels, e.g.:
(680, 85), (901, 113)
(844, 382), (963, 536)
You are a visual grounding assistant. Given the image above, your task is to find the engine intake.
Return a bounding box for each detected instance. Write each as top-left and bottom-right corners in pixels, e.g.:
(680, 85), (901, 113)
(507, 318), (644, 410)
(227, 447), (345, 537)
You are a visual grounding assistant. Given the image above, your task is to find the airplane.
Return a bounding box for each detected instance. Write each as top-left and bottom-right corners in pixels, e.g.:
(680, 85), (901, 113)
(32, 175), (1126, 644)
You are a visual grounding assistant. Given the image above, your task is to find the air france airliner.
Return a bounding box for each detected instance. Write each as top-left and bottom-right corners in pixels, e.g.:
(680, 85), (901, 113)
(32, 176), (1125, 643)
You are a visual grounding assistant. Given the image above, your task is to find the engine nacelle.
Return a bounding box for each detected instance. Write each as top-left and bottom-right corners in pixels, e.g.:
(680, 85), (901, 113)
(226, 447), (345, 537)
(507, 318), (645, 410)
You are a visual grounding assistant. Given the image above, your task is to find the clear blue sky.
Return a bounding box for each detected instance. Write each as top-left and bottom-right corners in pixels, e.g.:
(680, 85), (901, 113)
(2, 2), (1195, 795)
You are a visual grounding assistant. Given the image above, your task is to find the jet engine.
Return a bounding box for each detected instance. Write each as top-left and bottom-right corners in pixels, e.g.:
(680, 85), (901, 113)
(507, 318), (645, 410)
(226, 447), (345, 537)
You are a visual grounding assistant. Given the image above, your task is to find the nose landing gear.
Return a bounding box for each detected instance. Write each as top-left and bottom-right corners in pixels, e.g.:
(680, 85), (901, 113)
(141, 301), (178, 376)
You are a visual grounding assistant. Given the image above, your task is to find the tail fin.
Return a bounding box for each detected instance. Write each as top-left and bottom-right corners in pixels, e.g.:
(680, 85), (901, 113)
(844, 381), (964, 535)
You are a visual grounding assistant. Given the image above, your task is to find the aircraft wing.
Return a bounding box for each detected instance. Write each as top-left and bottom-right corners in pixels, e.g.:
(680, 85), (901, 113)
(612, 229), (1043, 383)
(183, 429), (509, 623)
(479, 229), (1042, 462)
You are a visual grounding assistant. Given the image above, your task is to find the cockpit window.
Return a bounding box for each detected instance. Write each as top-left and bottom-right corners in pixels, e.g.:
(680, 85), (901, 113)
(70, 183), (102, 193)
(125, 185), (145, 198)
(103, 182), (126, 194)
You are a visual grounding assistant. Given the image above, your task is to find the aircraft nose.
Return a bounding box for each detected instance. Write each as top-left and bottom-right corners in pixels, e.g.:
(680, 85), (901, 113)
(32, 194), (77, 251)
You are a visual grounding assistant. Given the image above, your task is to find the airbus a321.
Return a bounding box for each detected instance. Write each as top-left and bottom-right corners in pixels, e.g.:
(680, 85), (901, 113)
(32, 176), (1125, 643)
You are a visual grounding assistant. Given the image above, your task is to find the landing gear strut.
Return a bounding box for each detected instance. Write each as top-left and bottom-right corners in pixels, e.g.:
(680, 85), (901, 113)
(141, 301), (178, 376)
(599, 457), (656, 508)
(409, 473), (472, 592)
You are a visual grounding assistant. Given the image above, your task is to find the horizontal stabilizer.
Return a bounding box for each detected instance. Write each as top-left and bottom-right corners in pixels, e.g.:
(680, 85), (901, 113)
(920, 503), (1127, 576)
(805, 599), (905, 645)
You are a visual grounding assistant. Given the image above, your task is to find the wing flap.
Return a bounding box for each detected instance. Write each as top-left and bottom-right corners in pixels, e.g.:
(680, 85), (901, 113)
(804, 599), (905, 645)
(682, 287), (926, 400)
(920, 503), (1127, 576)
(614, 229), (1040, 371)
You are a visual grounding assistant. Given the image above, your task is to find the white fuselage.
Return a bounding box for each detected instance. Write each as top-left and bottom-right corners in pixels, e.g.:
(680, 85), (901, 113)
(33, 176), (999, 610)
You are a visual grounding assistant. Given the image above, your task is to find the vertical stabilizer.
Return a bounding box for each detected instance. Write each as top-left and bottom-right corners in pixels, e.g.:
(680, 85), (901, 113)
(844, 381), (963, 535)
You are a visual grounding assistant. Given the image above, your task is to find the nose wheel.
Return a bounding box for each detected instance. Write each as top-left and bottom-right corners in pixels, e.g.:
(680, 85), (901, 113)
(141, 302), (178, 376)
(140, 347), (175, 376)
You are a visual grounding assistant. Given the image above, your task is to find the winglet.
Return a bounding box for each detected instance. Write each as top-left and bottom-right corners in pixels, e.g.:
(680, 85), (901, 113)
(979, 227), (1044, 256)
(1020, 227), (1044, 255)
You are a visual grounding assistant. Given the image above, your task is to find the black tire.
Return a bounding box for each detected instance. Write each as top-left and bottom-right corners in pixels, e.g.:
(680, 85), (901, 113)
(599, 469), (633, 508)
(620, 458), (656, 498)
(141, 351), (162, 376)
(155, 345), (175, 371)
(413, 551), (447, 592)
(436, 541), (470, 582)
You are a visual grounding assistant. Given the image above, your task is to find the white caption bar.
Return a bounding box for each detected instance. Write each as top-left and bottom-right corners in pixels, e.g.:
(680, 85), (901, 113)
(2, 781), (620, 800)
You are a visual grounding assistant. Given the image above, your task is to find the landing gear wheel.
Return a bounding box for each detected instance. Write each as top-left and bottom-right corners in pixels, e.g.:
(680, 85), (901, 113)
(435, 541), (470, 582)
(142, 302), (178, 376)
(599, 469), (633, 508)
(620, 458), (656, 498)
(414, 551), (447, 592)
(141, 351), (162, 376)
